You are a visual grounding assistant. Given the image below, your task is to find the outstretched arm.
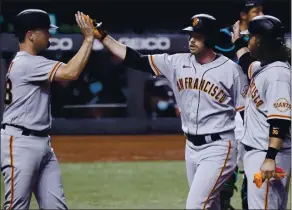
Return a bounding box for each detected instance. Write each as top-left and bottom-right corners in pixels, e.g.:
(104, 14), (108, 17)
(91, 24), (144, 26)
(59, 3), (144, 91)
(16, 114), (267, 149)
(89, 21), (154, 73)
(53, 11), (95, 81)
(86, 14), (176, 81)
(102, 35), (127, 61)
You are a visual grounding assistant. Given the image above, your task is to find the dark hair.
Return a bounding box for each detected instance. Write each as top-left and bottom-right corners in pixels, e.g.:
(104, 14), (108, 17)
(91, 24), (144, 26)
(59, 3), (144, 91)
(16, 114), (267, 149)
(15, 32), (26, 43)
(257, 37), (290, 65)
(240, 0), (264, 13)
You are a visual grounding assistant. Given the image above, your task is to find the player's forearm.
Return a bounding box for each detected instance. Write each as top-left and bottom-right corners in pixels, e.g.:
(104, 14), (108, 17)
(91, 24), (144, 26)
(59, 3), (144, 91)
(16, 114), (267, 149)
(90, 18), (154, 73)
(101, 35), (127, 60)
(236, 48), (250, 60)
(268, 137), (283, 150)
(101, 35), (153, 73)
(65, 37), (94, 79)
(265, 137), (283, 161)
(92, 20), (152, 72)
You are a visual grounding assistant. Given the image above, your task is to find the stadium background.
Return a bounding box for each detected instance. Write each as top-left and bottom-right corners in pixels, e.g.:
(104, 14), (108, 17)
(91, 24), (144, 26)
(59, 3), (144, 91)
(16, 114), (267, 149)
(0, 0), (291, 208)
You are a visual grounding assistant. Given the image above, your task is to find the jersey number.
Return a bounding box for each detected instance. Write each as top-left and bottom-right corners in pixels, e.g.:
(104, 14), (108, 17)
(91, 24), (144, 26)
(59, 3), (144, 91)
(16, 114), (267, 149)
(5, 62), (14, 106)
(5, 78), (12, 106)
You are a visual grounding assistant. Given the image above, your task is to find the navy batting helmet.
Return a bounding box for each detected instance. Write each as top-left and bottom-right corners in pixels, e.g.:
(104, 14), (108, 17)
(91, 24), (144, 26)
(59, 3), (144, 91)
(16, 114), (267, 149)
(241, 15), (285, 42)
(182, 14), (220, 48)
(14, 9), (58, 37)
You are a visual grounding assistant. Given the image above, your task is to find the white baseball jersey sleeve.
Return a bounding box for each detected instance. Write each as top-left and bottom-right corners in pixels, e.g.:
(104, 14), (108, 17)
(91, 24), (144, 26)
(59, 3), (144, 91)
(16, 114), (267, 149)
(232, 72), (249, 112)
(242, 61), (291, 150)
(147, 53), (248, 135)
(26, 55), (63, 82)
(148, 54), (175, 81)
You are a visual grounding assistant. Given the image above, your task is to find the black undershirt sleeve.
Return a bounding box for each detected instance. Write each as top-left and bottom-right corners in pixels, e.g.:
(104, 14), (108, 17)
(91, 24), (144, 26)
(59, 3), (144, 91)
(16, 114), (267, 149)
(238, 52), (256, 79)
(267, 119), (291, 139)
(122, 46), (154, 74)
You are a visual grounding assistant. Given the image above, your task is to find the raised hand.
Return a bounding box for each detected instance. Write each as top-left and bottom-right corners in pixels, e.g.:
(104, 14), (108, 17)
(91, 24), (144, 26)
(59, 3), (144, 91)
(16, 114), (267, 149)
(75, 11), (95, 39)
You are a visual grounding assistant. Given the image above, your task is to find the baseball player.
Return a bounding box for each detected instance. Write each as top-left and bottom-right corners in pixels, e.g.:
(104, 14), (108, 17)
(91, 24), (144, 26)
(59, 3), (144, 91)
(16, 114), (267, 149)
(87, 13), (249, 209)
(1, 10), (95, 209)
(240, 15), (291, 210)
(215, 1), (264, 209)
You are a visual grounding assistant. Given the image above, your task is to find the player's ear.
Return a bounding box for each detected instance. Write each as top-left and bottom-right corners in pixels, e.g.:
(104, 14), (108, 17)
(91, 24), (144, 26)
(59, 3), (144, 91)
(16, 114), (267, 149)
(240, 12), (247, 21)
(26, 31), (34, 42)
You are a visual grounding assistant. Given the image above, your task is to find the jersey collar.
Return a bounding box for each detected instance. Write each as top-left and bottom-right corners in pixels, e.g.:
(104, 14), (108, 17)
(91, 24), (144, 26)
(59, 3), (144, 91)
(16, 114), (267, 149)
(16, 51), (33, 57)
(252, 61), (290, 78)
(191, 53), (227, 69)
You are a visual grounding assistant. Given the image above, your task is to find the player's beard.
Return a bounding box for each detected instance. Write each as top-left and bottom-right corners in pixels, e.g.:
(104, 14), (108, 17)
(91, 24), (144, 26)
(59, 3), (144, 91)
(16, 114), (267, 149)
(190, 45), (207, 57)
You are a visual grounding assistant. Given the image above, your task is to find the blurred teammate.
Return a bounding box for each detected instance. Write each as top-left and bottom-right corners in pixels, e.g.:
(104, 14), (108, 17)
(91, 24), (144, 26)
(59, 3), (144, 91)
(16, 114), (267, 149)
(86, 13), (248, 209)
(215, 1), (264, 209)
(239, 15), (291, 210)
(215, 0), (264, 63)
(1, 10), (95, 209)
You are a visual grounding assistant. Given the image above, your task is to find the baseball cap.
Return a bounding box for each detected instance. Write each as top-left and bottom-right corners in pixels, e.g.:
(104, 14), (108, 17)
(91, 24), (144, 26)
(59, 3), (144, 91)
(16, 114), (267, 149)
(240, 15), (284, 38)
(14, 9), (58, 35)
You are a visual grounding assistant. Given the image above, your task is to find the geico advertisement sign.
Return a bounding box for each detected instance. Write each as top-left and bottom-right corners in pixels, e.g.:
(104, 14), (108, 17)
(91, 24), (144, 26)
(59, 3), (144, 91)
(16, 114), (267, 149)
(93, 37), (171, 51)
(118, 37), (171, 50)
(47, 37), (171, 51)
(48, 38), (73, 50)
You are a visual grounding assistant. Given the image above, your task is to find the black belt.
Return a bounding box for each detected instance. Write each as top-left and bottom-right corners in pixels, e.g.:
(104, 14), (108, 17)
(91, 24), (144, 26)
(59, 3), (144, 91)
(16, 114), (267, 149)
(244, 144), (254, 152)
(1, 124), (49, 137)
(243, 144), (267, 152)
(184, 132), (221, 146)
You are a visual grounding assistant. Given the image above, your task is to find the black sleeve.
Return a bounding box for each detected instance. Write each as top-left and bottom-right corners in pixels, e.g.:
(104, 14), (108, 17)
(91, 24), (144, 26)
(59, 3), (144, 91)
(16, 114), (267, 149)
(238, 52), (256, 79)
(267, 119), (291, 139)
(122, 47), (154, 74)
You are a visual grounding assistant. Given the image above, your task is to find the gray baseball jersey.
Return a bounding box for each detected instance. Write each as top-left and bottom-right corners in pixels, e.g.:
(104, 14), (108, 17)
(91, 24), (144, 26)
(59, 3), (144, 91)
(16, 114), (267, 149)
(241, 61), (291, 210)
(241, 61), (291, 150)
(148, 52), (248, 209)
(1, 51), (67, 209)
(149, 53), (248, 135)
(2, 51), (62, 131)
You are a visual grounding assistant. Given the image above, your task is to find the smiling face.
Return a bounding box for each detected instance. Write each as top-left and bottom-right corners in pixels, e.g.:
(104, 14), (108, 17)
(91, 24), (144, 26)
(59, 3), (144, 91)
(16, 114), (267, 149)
(188, 32), (207, 56)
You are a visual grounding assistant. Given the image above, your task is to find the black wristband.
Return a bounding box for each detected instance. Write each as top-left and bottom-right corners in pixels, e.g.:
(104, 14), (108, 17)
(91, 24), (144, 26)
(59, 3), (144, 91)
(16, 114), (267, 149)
(96, 25), (108, 41)
(265, 147), (279, 160)
(234, 38), (248, 52)
(92, 21), (108, 41)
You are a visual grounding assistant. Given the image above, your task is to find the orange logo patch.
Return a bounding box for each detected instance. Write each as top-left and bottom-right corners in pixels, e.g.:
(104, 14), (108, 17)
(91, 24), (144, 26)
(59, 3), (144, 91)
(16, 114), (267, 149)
(192, 18), (199, 26)
(272, 128), (279, 135)
(274, 98), (291, 112)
